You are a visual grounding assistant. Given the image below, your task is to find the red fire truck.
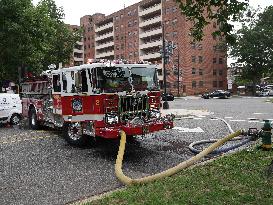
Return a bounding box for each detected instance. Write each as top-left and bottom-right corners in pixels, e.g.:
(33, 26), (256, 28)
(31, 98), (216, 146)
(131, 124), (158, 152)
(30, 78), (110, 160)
(21, 61), (174, 146)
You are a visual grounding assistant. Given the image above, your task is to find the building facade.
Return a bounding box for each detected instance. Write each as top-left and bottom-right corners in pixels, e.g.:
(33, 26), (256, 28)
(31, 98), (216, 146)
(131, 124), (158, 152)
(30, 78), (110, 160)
(66, 25), (84, 67)
(80, 0), (227, 96)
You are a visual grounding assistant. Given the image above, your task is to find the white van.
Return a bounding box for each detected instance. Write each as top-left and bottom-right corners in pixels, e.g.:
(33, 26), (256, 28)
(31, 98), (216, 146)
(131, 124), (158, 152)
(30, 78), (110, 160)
(0, 93), (22, 125)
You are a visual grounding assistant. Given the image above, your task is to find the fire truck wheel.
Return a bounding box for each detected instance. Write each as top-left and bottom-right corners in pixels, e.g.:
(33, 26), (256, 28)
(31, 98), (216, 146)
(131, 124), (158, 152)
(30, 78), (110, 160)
(29, 108), (39, 130)
(63, 122), (89, 147)
(10, 114), (21, 125)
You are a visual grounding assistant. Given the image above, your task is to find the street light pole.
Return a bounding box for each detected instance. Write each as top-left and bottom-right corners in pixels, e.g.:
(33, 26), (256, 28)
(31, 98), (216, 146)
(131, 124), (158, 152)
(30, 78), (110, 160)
(162, 23), (169, 109)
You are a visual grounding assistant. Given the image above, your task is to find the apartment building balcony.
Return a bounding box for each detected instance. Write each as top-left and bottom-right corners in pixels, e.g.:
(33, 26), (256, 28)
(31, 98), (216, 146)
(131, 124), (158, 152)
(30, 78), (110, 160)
(96, 41), (114, 50)
(74, 57), (84, 62)
(139, 3), (161, 17)
(140, 52), (161, 61)
(139, 27), (162, 39)
(77, 41), (84, 46)
(139, 15), (162, 28)
(95, 31), (114, 41)
(73, 49), (84, 53)
(95, 50), (114, 59)
(95, 22), (114, 33)
(139, 39), (162, 50)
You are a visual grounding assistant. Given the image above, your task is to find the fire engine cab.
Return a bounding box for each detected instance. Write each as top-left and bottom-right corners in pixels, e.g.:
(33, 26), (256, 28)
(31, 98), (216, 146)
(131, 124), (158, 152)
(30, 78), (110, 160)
(21, 61), (174, 146)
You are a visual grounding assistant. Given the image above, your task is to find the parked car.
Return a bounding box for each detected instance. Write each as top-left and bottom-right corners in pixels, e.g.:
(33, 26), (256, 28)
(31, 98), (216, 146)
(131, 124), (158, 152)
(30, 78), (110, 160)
(202, 90), (231, 99)
(259, 89), (273, 96)
(161, 92), (174, 101)
(0, 93), (22, 125)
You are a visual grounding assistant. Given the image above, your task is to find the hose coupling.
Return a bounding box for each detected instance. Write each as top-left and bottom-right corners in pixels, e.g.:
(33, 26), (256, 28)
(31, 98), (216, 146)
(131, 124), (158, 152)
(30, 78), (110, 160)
(244, 128), (260, 141)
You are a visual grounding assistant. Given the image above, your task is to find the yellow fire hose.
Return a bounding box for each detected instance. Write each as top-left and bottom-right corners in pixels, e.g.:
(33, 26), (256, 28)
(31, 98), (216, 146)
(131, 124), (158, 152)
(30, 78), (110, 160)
(115, 129), (243, 185)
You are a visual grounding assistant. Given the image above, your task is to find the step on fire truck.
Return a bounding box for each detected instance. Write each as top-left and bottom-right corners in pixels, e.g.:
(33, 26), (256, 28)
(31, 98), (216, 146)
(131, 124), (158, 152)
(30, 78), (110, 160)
(21, 60), (174, 146)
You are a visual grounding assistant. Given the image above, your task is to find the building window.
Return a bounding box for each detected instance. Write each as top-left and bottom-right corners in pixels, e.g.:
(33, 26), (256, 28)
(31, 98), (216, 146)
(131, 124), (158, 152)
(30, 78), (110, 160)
(172, 6), (177, 12)
(120, 14), (123, 18)
(219, 81), (223, 87)
(219, 70), (223, 76)
(191, 42), (196, 49)
(198, 56), (203, 63)
(116, 35), (119, 40)
(172, 18), (177, 26)
(199, 81), (204, 87)
(88, 44), (90, 48)
(219, 58), (223, 64)
(213, 58), (217, 64)
(191, 56), (196, 63)
(213, 22), (217, 28)
(213, 69), (217, 76)
(192, 68), (196, 75)
(199, 69), (203, 75)
(198, 44), (203, 50)
(213, 81), (217, 87)
(192, 81), (196, 88)
(158, 69), (162, 75)
(173, 31), (177, 37)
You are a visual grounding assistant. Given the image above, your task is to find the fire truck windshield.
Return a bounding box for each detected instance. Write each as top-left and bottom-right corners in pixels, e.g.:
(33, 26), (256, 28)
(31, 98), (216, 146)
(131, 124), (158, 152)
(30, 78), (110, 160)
(95, 67), (131, 93)
(131, 67), (159, 91)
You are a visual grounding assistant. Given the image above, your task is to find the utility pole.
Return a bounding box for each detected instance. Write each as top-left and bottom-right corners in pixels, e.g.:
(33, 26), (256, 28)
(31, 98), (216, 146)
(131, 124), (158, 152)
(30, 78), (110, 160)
(177, 48), (180, 96)
(162, 24), (169, 109)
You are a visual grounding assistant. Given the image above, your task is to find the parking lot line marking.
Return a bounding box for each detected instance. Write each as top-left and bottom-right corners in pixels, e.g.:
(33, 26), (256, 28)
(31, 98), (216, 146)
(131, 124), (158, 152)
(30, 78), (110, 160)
(224, 117), (233, 119)
(173, 127), (204, 133)
(210, 118), (219, 121)
(248, 121), (260, 123)
(253, 113), (264, 115)
(229, 120), (246, 122)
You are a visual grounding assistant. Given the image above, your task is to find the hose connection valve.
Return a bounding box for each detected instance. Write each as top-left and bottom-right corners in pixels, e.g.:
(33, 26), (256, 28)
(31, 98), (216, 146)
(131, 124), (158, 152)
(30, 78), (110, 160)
(259, 120), (272, 151)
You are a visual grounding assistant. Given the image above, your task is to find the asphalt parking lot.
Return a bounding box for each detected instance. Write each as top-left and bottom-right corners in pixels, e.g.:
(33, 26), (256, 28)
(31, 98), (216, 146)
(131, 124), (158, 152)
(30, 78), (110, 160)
(0, 96), (272, 205)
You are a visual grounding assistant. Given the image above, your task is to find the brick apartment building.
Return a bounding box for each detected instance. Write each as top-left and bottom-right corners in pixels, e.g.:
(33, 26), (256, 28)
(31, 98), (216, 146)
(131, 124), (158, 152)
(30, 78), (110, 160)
(79, 0), (227, 96)
(66, 25), (84, 67)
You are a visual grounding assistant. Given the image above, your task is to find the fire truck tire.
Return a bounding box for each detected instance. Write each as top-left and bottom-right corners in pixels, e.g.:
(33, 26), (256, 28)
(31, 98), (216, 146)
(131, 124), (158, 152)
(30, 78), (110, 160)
(29, 108), (39, 130)
(63, 122), (89, 147)
(10, 114), (21, 125)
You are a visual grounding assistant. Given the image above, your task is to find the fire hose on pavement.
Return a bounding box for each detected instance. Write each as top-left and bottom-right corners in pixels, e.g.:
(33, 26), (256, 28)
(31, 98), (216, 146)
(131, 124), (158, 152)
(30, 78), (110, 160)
(115, 129), (243, 186)
(115, 119), (271, 185)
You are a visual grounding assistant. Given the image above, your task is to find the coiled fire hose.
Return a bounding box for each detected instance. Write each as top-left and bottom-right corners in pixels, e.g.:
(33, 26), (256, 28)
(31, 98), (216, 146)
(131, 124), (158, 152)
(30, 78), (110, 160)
(115, 129), (243, 185)
(189, 117), (252, 154)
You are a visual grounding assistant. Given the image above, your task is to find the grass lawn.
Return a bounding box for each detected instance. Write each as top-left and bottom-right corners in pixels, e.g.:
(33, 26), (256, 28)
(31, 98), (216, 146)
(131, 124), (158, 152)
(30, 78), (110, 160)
(86, 146), (273, 205)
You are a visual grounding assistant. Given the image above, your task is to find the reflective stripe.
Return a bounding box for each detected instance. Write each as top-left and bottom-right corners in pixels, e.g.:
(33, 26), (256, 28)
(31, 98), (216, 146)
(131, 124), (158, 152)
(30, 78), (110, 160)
(63, 114), (104, 121)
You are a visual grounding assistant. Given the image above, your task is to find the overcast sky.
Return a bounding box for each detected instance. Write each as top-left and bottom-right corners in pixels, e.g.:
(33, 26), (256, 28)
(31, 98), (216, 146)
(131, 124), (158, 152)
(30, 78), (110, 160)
(32, 0), (273, 25)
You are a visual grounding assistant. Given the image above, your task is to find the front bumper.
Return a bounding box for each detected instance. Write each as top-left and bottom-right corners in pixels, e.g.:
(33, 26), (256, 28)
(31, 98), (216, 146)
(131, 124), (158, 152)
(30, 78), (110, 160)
(95, 117), (174, 139)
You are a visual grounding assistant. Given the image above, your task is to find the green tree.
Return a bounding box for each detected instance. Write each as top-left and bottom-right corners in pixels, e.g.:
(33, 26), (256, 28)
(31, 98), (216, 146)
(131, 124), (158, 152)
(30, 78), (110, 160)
(0, 0), (81, 83)
(230, 6), (273, 94)
(175, 0), (249, 43)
